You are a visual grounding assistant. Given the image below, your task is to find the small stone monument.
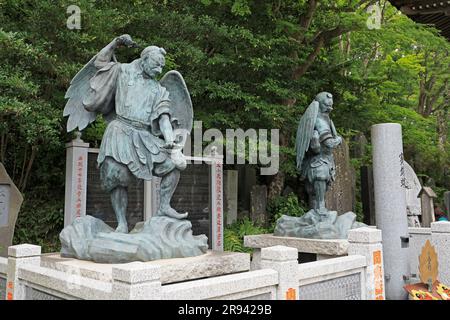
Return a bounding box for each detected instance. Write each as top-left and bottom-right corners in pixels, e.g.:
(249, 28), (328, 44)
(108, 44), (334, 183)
(418, 186), (437, 228)
(443, 191), (450, 220)
(0, 163), (23, 257)
(404, 161), (422, 227)
(250, 185), (267, 225)
(324, 139), (356, 214)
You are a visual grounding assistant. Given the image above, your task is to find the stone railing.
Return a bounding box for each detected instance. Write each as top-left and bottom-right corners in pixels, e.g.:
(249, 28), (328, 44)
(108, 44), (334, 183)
(408, 222), (450, 285)
(3, 245), (279, 300)
(1, 244), (371, 300)
(161, 269), (278, 300)
(2, 226), (391, 300)
(297, 255), (367, 300)
(408, 226), (431, 278)
(244, 227), (386, 300)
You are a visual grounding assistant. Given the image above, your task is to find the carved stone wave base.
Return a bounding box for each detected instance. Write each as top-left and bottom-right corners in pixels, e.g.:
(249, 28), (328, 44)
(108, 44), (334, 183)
(60, 215), (208, 263)
(274, 209), (366, 240)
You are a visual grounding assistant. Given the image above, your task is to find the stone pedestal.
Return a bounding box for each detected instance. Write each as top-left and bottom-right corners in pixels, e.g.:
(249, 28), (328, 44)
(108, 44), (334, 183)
(41, 250), (250, 285)
(371, 123), (410, 300)
(244, 234), (348, 270)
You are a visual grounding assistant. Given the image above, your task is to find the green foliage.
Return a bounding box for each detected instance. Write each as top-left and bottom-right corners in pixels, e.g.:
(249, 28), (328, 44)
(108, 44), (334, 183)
(13, 192), (64, 253)
(223, 217), (268, 253)
(267, 193), (307, 231)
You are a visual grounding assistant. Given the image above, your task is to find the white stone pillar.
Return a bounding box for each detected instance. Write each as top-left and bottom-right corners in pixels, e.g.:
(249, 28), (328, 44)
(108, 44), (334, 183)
(210, 152), (224, 251)
(111, 263), (161, 300)
(348, 227), (385, 300)
(431, 221), (450, 284)
(260, 246), (298, 300)
(6, 244), (41, 300)
(371, 123), (410, 300)
(64, 135), (89, 227)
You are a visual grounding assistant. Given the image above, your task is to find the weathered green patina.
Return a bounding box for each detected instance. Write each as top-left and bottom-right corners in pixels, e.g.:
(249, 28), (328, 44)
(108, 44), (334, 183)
(274, 92), (365, 239)
(60, 35), (207, 262)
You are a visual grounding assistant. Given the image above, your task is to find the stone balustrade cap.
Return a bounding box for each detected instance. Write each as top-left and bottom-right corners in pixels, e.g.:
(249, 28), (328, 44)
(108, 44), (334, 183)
(431, 221), (450, 233)
(261, 245), (298, 261)
(65, 140), (90, 148)
(8, 244), (41, 258)
(348, 227), (382, 244)
(112, 262), (161, 284)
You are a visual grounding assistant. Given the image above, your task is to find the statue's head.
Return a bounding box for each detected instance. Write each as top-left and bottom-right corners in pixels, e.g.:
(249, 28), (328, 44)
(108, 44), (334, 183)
(315, 92), (333, 113)
(140, 46), (166, 78)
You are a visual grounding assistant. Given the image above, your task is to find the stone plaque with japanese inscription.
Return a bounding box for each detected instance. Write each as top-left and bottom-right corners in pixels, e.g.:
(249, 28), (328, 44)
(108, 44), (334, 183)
(0, 185), (10, 228)
(0, 163), (23, 257)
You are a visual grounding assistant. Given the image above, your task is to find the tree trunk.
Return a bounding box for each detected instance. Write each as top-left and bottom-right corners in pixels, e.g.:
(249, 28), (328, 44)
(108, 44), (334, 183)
(268, 132), (288, 201)
(437, 108), (448, 152)
(20, 145), (37, 192)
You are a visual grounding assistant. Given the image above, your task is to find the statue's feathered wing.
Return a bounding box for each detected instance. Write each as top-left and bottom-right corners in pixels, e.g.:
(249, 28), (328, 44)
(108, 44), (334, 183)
(295, 101), (319, 173)
(160, 70), (193, 145)
(63, 54), (117, 132)
(63, 56), (98, 132)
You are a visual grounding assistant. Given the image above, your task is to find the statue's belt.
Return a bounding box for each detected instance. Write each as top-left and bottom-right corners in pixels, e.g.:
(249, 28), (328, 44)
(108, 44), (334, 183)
(116, 115), (151, 130)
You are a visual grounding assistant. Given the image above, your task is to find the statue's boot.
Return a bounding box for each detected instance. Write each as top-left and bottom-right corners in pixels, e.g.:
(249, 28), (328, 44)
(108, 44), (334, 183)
(156, 169), (188, 219)
(111, 186), (129, 233)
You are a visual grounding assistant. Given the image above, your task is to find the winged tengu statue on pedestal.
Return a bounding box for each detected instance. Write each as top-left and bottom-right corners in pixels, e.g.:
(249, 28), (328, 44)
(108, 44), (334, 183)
(59, 35), (208, 263)
(274, 92), (366, 239)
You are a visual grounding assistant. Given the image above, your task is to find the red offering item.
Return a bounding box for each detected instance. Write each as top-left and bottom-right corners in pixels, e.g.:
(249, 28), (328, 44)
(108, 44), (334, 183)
(404, 281), (449, 300)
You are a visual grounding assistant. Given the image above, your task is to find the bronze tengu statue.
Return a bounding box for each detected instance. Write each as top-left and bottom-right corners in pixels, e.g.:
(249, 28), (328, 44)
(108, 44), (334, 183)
(274, 92), (366, 239)
(60, 34), (207, 263)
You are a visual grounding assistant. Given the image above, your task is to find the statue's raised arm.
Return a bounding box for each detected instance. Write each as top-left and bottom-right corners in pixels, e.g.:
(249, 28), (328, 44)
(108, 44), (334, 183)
(63, 35), (138, 132)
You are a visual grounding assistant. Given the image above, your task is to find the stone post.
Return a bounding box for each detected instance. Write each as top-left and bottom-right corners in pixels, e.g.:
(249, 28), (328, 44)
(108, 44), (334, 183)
(111, 262), (161, 300)
(210, 151), (224, 251)
(444, 191), (450, 220)
(418, 187), (437, 227)
(260, 246), (298, 300)
(64, 134), (89, 227)
(143, 178), (161, 220)
(348, 227), (385, 300)
(431, 221), (450, 285)
(6, 244), (41, 300)
(371, 123), (410, 300)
